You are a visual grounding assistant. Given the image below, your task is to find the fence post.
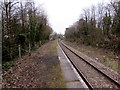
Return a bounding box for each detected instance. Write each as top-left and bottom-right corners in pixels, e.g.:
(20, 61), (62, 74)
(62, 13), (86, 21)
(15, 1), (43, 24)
(18, 44), (21, 58)
(28, 43), (31, 56)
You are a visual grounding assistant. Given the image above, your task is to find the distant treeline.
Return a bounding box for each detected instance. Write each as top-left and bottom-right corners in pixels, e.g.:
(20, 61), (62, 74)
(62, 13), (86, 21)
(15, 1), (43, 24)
(65, 1), (120, 53)
(1, 0), (53, 62)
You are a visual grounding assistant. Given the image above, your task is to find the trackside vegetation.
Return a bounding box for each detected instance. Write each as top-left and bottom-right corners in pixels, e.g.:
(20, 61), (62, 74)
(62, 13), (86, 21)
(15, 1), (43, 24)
(1, 0), (53, 63)
(65, 1), (120, 53)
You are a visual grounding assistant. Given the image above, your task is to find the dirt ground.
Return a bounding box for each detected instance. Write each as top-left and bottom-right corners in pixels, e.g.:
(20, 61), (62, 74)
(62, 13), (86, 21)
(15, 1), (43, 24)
(64, 41), (120, 73)
(2, 41), (65, 88)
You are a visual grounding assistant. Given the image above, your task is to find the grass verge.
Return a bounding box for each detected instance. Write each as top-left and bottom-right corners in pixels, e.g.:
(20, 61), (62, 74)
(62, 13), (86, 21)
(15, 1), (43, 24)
(49, 64), (66, 88)
(49, 40), (66, 88)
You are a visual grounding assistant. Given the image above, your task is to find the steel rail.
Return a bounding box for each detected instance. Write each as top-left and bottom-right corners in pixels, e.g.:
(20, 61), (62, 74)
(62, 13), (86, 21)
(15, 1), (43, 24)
(60, 41), (120, 88)
(58, 41), (93, 89)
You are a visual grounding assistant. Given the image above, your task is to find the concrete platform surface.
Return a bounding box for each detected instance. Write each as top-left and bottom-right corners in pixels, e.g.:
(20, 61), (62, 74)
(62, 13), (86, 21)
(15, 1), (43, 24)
(57, 43), (88, 88)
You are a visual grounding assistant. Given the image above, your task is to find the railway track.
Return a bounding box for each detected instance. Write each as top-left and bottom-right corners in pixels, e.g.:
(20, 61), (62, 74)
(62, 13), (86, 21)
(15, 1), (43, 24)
(58, 41), (120, 89)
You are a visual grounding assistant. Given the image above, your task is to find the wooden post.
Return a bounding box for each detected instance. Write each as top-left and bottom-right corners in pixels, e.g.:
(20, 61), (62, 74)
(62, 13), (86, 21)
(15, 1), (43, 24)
(18, 44), (21, 58)
(40, 41), (41, 45)
(39, 41), (41, 46)
(28, 43), (31, 56)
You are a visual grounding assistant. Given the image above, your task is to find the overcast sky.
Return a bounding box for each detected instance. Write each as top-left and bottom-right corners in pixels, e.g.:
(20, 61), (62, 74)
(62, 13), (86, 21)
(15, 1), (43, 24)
(34, 0), (110, 34)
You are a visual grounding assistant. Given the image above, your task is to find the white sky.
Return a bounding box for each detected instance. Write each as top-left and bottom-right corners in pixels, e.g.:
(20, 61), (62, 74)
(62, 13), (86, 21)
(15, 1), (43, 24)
(34, 0), (110, 34)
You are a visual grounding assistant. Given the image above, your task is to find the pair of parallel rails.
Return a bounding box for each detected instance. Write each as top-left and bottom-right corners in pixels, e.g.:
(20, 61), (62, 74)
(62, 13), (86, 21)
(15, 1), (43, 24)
(59, 41), (120, 89)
